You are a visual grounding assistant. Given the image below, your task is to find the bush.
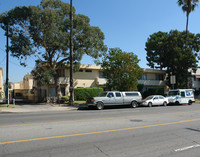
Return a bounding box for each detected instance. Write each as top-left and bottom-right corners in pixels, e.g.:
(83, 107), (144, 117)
(142, 88), (164, 98)
(74, 88), (103, 100)
(60, 96), (69, 103)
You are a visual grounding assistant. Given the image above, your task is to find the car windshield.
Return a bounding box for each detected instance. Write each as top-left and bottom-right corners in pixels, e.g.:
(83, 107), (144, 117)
(145, 96), (154, 100)
(168, 91), (179, 96)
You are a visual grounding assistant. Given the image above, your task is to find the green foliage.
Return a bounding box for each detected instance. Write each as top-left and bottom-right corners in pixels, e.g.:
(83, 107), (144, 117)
(74, 88), (103, 100)
(0, 0), (107, 100)
(177, 0), (199, 15)
(137, 84), (144, 93)
(61, 96), (69, 103)
(143, 88), (164, 98)
(101, 48), (143, 91)
(145, 30), (199, 88)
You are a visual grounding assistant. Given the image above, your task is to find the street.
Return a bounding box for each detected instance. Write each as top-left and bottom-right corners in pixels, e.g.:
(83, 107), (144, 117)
(0, 104), (200, 157)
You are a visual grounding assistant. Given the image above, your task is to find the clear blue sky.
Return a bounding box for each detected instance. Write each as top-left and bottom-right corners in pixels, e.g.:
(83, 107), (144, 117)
(0, 0), (200, 83)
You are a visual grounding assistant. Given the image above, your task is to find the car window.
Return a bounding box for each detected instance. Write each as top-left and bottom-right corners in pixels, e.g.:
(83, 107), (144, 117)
(146, 96), (154, 100)
(115, 93), (121, 97)
(107, 93), (114, 97)
(159, 96), (164, 99)
(154, 97), (158, 100)
(125, 93), (139, 96)
(181, 91), (185, 97)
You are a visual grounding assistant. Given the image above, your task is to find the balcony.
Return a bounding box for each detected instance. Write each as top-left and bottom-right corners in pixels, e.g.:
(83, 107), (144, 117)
(96, 77), (107, 85)
(50, 77), (69, 84)
(138, 80), (166, 86)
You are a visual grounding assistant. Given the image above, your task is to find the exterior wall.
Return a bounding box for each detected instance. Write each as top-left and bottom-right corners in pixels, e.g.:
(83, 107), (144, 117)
(14, 65), (170, 102)
(13, 73), (36, 102)
(0, 68), (4, 98)
(138, 68), (167, 94)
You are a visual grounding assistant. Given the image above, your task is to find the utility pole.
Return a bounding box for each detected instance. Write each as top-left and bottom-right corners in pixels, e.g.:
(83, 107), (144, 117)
(6, 24), (9, 106)
(69, 0), (74, 105)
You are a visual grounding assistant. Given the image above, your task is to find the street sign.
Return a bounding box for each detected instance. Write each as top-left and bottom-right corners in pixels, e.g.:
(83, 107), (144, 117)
(170, 75), (176, 84)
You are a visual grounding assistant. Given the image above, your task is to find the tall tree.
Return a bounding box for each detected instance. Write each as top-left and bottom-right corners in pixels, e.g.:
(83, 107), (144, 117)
(177, 0), (199, 43)
(101, 48), (143, 91)
(145, 30), (200, 88)
(0, 0), (107, 102)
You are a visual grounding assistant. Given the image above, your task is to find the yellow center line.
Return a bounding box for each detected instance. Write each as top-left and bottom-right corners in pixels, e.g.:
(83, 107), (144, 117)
(1, 110), (200, 128)
(1, 118), (200, 145)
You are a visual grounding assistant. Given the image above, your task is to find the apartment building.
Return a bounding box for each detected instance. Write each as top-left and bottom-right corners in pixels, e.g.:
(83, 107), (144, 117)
(138, 68), (168, 94)
(13, 64), (169, 102)
(0, 68), (4, 99)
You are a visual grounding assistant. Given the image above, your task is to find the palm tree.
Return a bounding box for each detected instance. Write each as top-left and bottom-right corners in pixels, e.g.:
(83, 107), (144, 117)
(177, 0), (199, 44)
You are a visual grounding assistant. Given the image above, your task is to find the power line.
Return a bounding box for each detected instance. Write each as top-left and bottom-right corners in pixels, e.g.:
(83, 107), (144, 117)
(9, 60), (34, 69)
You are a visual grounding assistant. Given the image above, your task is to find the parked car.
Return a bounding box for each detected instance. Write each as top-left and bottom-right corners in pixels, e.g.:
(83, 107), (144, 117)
(86, 91), (142, 110)
(141, 95), (168, 107)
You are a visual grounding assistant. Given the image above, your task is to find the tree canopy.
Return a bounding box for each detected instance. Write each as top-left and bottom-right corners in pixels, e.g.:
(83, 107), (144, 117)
(177, 0), (199, 43)
(0, 0), (107, 101)
(145, 30), (200, 88)
(101, 48), (143, 91)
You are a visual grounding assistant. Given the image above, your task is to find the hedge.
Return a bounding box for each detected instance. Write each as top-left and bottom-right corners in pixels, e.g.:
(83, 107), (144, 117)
(74, 88), (103, 100)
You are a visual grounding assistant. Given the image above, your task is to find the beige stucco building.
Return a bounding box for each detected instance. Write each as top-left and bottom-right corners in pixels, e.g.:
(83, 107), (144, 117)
(13, 64), (169, 102)
(0, 68), (4, 98)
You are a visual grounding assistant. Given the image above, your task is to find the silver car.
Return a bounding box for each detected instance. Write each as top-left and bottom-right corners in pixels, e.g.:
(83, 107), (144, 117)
(141, 95), (168, 107)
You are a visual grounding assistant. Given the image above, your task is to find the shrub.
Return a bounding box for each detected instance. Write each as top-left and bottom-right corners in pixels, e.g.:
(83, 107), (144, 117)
(74, 88), (103, 100)
(60, 96), (69, 103)
(142, 88), (164, 98)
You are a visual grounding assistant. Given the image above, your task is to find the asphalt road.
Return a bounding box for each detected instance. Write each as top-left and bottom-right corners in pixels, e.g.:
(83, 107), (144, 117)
(0, 104), (200, 157)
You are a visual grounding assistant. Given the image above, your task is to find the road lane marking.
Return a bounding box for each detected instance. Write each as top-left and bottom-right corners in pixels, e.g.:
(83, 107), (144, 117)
(175, 144), (200, 152)
(1, 118), (200, 145)
(1, 110), (200, 128)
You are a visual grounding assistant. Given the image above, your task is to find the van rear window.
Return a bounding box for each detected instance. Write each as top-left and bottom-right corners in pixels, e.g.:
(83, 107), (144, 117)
(125, 93), (139, 96)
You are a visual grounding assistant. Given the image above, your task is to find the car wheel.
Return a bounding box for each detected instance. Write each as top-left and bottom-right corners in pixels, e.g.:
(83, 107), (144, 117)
(188, 100), (192, 105)
(131, 101), (137, 108)
(175, 101), (180, 105)
(163, 101), (167, 106)
(148, 102), (152, 107)
(96, 102), (104, 110)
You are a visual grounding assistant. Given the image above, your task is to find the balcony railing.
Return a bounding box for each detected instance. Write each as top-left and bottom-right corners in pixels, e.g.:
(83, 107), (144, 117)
(50, 77), (69, 84)
(138, 80), (166, 86)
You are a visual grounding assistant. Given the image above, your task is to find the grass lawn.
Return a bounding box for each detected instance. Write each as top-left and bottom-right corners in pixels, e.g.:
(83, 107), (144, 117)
(0, 104), (17, 108)
(73, 100), (86, 107)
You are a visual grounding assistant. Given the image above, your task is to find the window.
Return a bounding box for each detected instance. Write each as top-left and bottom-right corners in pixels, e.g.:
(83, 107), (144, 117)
(155, 74), (164, 80)
(181, 91), (185, 97)
(140, 74), (147, 80)
(79, 69), (83, 72)
(99, 71), (105, 78)
(159, 96), (164, 100)
(61, 87), (66, 96)
(154, 97), (158, 100)
(125, 93), (139, 96)
(115, 93), (121, 97)
(86, 70), (92, 72)
(57, 69), (65, 77)
(107, 93), (114, 97)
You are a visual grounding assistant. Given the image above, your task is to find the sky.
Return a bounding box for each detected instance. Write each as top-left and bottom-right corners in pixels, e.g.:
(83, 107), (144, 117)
(1, 0), (200, 83)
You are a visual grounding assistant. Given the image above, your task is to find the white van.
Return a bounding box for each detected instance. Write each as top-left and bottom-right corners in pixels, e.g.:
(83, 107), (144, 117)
(167, 89), (195, 105)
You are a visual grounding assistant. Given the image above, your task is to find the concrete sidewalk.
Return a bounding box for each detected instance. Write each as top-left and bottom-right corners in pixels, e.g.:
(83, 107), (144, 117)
(0, 104), (78, 113)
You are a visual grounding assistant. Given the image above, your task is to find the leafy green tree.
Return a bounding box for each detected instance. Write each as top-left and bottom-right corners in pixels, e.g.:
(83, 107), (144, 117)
(0, 0), (107, 102)
(177, 0), (199, 43)
(145, 30), (200, 88)
(101, 48), (143, 91)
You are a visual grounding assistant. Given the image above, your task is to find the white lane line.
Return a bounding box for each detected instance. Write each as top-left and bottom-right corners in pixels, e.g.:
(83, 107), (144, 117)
(175, 144), (200, 152)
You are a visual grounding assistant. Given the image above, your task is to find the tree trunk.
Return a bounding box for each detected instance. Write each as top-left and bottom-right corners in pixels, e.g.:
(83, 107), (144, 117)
(185, 12), (189, 45)
(54, 75), (62, 104)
